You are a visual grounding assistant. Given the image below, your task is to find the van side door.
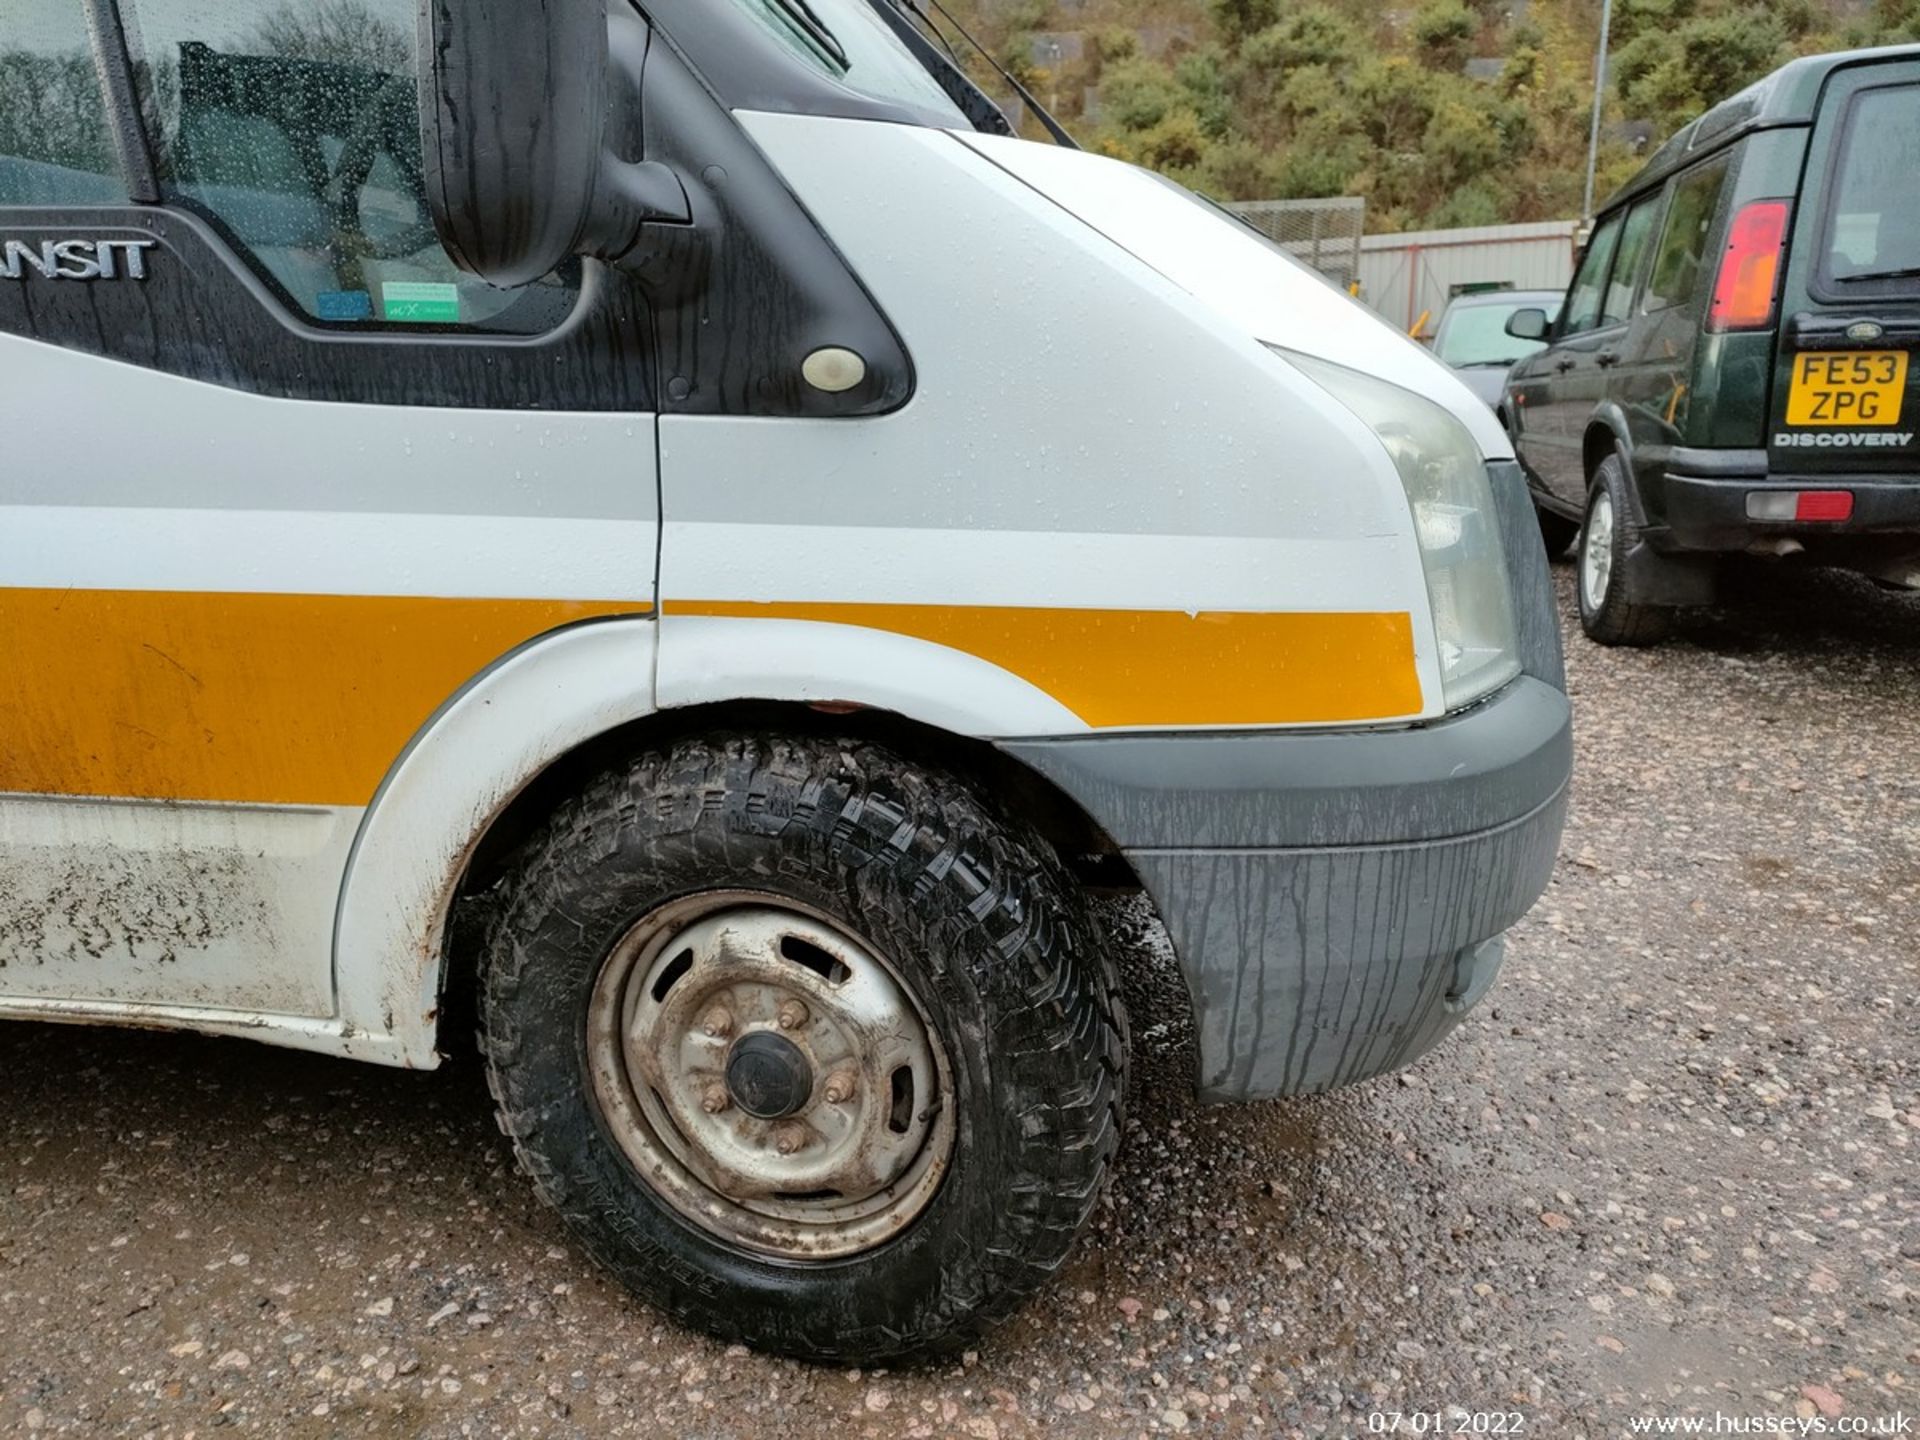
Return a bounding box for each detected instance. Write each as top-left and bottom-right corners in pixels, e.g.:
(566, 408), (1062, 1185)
(0, 0), (657, 1021)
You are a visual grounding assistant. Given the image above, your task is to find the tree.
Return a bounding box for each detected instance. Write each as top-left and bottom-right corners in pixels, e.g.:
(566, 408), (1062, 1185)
(1424, 96), (1504, 188)
(1609, 0), (1698, 47)
(1238, 4), (1363, 72)
(1351, 57), (1437, 153)
(0, 50), (117, 178)
(247, 0), (411, 73)
(1429, 180), (1505, 226)
(1229, 6), (1363, 131)
(1174, 50), (1233, 138)
(1101, 55), (1184, 130)
(940, 0), (1896, 228)
(1209, 0), (1280, 43)
(1271, 138), (1366, 199)
(1615, 8), (1787, 134)
(1413, 0), (1479, 69)
(1137, 110), (1210, 171)
(1190, 136), (1286, 197)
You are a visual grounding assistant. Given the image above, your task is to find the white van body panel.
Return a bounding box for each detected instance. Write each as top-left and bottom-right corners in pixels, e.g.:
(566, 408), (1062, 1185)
(1, 504), (653, 600)
(333, 618), (660, 1067)
(0, 333), (656, 1059)
(0, 618), (664, 1069)
(0, 337), (658, 546)
(0, 795), (349, 1018)
(657, 614), (1083, 735)
(664, 114), (1447, 730)
(953, 132), (1517, 464)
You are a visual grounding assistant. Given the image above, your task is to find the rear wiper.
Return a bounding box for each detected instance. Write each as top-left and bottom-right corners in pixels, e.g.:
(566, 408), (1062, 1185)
(776, 0), (848, 69)
(1841, 265), (1920, 283)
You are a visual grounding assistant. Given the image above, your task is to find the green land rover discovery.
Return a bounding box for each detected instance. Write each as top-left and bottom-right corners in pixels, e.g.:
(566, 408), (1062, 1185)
(1502, 44), (1920, 645)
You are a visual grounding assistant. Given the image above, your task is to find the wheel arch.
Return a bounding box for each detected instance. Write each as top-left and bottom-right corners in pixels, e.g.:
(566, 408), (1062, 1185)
(1582, 416), (1627, 485)
(331, 616), (1150, 1068)
(1581, 411), (1651, 525)
(456, 699), (1138, 902)
(437, 702), (1149, 1062)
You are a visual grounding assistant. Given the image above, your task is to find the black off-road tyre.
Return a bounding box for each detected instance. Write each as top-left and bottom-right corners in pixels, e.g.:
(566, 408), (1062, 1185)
(1578, 453), (1673, 646)
(476, 733), (1128, 1363)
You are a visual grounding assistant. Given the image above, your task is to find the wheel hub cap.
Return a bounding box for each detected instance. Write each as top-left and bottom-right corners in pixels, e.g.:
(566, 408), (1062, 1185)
(725, 1031), (813, 1119)
(1583, 490), (1615, 611)
(585, 892), (955, 1260)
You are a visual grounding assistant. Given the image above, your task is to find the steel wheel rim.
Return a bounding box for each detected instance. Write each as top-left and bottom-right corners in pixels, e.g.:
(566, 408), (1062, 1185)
(586, 891), (954, 1261)
(1582, 489), (1615, 611)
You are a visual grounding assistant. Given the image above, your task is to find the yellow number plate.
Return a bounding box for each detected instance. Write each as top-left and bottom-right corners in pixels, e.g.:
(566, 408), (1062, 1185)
(1786, 350), (1909, 426)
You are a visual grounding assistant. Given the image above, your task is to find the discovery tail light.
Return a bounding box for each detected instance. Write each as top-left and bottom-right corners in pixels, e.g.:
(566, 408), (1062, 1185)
(1745, 490), (1855, 522)
(1708, 200), (1790, 332)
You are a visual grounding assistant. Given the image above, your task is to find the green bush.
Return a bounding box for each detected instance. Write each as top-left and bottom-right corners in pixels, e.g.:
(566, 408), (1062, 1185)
(1413, 0), (1479, 69)
(958, 0), (1913, 229)
(1616, 8), (1788, 133)
(1175, 49), (1234, 137)
(1102, 55), (1184, 129)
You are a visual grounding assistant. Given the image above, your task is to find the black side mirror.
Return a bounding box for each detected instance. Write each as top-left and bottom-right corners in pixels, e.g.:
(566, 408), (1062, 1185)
(417, 0), (688, 287)
(1504, 307), (1550, 342)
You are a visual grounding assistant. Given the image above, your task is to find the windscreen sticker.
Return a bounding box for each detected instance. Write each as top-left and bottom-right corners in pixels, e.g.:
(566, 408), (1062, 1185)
(315, 289), (373, 321)
(381, 281), (460, 324)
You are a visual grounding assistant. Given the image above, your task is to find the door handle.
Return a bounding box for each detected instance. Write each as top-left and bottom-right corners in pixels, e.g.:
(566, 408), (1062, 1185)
(1554, 358), (1576, 373)
(1596, 350), (1620, 368)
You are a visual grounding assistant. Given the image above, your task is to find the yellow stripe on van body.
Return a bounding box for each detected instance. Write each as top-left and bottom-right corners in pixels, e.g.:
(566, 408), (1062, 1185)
(0, 589), (647, 807)
(665, 600), (1421, 728)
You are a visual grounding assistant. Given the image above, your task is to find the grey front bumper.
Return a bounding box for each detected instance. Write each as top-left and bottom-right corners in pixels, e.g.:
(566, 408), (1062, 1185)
(999, 460), (1571, 1100)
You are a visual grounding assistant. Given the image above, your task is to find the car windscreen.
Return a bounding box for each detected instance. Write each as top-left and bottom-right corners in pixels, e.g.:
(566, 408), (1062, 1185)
(721, 0), (972, 127)
(1823, 82), (1920, 290)
(1435, 301), (1561, 367)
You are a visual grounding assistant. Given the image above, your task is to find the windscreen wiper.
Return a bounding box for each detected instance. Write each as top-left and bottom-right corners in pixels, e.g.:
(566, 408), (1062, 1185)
(862, 0), (1013, 135)
(1842, 265), (1920, 283)
(885, 0), (1077, 147)
(776, 0), (849, 69)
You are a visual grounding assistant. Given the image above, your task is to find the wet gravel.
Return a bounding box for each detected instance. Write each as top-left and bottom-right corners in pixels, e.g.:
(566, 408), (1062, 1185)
(2, 561), (1916, 1438)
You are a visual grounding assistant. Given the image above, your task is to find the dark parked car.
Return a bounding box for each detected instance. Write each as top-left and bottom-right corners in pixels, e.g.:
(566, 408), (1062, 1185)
(1433, 289), (1564, 407)
(1503, 44), (1920, 645)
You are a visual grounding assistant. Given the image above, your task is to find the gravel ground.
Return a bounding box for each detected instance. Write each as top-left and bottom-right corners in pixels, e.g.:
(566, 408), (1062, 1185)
(2, 562), (1916, 1439)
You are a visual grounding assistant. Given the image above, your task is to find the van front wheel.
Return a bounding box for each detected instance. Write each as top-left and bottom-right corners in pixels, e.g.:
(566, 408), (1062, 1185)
(1578, 455), (1673, 646)
(476, 734), (1127, 1362)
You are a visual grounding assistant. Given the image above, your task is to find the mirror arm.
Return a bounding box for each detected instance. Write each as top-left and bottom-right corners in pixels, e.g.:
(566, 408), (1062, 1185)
(581, 8), (690, 263)
(583, 157), (692, 263)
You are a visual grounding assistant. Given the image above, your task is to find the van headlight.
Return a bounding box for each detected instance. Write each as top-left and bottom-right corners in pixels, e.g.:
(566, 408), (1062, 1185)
(1277, 350), (1521, 711)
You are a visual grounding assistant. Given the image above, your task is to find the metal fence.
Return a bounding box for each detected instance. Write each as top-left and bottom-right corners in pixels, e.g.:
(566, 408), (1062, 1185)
(1222, 196), (1366, 291)
(1357, 220), (1582, 334)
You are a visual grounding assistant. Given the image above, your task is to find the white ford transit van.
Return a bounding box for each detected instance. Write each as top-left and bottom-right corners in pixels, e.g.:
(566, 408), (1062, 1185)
(0, 0), (1571, 1360)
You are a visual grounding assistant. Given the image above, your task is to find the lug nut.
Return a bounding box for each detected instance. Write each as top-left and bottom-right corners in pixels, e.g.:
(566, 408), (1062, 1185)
(701, 1006), (733, 1038)
(822, 1070), (857, 1104)
(776, 999), (809, 1030)
(773, 1123), (809, 1155)
(701, 1084), (730, 1115)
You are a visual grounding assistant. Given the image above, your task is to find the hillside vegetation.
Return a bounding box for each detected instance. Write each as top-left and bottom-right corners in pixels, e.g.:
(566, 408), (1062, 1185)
(941, 0), (1920, 229)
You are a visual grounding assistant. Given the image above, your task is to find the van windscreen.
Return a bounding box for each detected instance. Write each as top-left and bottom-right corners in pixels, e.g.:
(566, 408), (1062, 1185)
(722, 0), (971, 127)
(1824, 84), (1920, 286)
